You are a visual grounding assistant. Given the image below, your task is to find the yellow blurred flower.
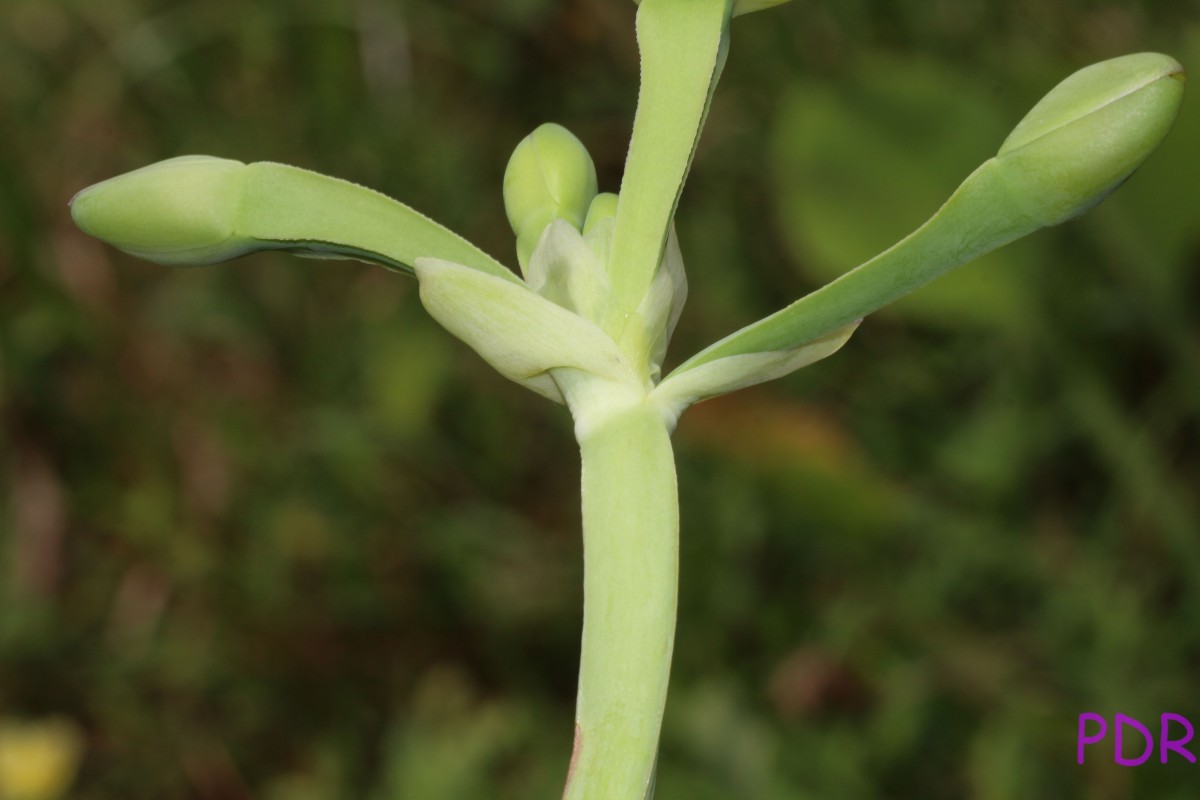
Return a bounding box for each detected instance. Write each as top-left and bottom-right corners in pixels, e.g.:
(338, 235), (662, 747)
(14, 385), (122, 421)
(0, 718), (84, 800)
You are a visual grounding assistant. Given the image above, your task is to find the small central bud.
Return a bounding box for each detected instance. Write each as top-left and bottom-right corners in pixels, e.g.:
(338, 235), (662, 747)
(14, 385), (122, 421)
(503, 123), (598, 272)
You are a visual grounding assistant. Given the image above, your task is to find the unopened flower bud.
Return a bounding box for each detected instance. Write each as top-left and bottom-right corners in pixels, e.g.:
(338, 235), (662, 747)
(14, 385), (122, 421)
(994, 52), (1184, 226)
(70, 156), (251, 266)
(583, 192), (619, 236)
(503, 123), (598, 271)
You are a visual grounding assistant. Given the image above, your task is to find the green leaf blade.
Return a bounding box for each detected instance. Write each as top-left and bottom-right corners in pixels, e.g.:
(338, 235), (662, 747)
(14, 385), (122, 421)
(608, 0), (731, 356)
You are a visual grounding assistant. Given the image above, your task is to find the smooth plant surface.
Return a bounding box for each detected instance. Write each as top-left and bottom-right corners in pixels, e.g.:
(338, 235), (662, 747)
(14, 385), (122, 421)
(2, 1), (1200, 800)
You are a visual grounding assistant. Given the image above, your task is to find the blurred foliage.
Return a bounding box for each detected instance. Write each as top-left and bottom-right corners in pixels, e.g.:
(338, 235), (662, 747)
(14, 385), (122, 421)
(1, 0), (1198, 798)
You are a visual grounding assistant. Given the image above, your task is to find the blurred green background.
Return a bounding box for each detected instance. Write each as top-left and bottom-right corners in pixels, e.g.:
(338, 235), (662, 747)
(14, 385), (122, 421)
(2, 1), (1199, 798)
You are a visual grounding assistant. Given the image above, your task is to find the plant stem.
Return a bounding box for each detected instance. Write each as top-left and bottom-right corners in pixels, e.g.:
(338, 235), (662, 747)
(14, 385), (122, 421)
(558, 378), (679, 800)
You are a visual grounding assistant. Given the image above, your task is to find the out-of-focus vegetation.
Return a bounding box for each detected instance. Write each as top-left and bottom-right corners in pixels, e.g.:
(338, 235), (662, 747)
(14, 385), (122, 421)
(1, 1), (1198, 797)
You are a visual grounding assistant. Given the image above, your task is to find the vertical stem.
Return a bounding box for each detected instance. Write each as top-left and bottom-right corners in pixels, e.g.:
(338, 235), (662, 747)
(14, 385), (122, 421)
(561, 395), (679, 800)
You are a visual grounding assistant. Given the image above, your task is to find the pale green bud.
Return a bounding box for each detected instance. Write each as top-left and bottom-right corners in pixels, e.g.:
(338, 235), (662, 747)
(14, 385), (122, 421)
(582, 192), (619, 236)
(632, 0), (790, 17)
(994, 52), (1184, 226)
(503, 123), (598, 271)
(70, 155), (251, 266)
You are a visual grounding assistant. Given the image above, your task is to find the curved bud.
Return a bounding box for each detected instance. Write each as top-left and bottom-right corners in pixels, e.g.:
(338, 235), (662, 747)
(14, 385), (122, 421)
(69, 156), (251, 266)
(670, 53), (1185, 383)
(503, 123), (598, 272)
(994, 52), (1184, 226)
(632, 0), (790, 17)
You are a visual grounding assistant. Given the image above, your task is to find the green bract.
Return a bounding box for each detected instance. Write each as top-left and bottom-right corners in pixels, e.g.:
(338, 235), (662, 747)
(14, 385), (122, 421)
(69, 0), (1185, 794)
(415, 255), (633, 404)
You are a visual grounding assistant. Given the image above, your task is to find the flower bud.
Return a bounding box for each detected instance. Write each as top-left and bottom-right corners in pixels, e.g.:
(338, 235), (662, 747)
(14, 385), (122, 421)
(994, 53), (1184, 226)
(70, 155), (251, 266)
(503, 123), (598, 271)
(582, 192), (619, 236)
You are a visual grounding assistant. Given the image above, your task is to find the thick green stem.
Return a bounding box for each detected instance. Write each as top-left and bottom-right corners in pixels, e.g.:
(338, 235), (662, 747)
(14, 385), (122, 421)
(558, 378), (679, 800)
